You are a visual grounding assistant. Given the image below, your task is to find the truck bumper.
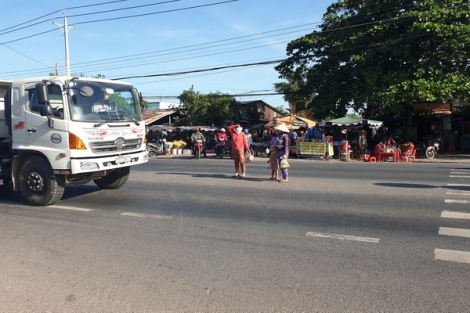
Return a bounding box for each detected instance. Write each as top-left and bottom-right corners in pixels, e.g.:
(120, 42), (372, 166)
(70, 150), (148, 174)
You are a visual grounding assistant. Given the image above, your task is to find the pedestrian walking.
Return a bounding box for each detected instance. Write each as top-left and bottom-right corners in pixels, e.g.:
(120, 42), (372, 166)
(227, 124), (250, 178)
(267, 134), (278, 180)
(274, 123), (290, 183)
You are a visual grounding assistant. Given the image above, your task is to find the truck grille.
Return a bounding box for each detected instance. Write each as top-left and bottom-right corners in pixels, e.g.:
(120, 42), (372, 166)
(90, 138), (142, 153)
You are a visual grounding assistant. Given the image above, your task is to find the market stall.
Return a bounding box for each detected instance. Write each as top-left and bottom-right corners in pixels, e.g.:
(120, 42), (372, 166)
(296, 138), (334, 158)
(265, 115), (328, 158)
(322, 117), (383, 161)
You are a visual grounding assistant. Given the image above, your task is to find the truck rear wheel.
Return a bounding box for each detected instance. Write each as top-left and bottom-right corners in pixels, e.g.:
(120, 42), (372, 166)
(94, 166), (130, 189)
(18, 156), (65, 206)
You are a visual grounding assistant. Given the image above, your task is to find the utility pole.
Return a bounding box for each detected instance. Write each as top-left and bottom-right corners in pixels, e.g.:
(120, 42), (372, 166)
(52, 14), (74, 76)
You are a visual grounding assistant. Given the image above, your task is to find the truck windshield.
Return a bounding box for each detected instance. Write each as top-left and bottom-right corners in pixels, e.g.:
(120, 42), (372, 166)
(67, 81), (142, 123)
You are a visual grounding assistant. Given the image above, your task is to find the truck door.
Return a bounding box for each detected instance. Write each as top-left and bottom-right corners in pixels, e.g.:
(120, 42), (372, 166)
(25, 86), (69, 152)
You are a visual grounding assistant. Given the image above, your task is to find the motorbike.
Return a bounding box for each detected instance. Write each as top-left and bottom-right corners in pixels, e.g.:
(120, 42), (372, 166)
(146, 136), (166, 157)
(415, 137), (441, 159)
(194, 140), (206, 160)
(215, 138), (229, 159)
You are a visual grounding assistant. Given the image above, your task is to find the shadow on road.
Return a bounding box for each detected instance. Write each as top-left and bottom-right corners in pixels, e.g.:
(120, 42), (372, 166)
(375, 182), (470, 191)
(156, 172), (265, 182)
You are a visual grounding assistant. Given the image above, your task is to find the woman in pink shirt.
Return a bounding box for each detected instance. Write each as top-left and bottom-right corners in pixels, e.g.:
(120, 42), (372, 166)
(227, 124), (250, 178)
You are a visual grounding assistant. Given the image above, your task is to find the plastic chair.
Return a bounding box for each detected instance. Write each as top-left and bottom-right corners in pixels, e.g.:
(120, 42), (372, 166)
(400, 148), (416, 162)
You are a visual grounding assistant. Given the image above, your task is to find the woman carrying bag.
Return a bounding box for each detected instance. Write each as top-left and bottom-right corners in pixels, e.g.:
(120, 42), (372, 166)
(273, 123), (290, 183)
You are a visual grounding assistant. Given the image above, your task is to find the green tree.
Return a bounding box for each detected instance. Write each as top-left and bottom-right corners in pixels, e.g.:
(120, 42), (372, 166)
(274, 73), (314, 117)
(275, 0), (470, 135)
(174, 89), (241, 126)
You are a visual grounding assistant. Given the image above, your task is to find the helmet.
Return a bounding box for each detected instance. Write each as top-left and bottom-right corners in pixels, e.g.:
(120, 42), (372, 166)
(244, 129), (249, 133)
(220, 128), (225, 132)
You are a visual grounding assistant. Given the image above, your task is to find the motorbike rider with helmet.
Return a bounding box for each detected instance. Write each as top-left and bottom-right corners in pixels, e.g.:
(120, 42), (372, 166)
(244, 128), (253, 146)
(191, 127), (207, 157)
(214, 128), (229, 157)
(214, 128), (228, 142)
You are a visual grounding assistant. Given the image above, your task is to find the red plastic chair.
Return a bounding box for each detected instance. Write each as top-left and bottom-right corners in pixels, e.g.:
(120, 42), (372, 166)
(400, 148), (416, 162)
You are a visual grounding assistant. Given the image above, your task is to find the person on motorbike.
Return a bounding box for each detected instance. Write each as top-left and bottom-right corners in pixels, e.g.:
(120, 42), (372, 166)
(244, 129), (253, 146)
(214, 128), (228, 142)
(214, 128), (228, 155)
(190, 128), (207, 157)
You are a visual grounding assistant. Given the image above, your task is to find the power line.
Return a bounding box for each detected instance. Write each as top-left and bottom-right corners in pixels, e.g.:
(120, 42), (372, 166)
(0, 0), (131, 35)
(74, 0), (239, 25)
(112, 59), (286, 80)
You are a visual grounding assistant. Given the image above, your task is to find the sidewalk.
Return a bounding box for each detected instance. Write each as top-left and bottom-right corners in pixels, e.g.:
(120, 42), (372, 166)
(155, 151), (470, 163)
(414, 151), (470, 163)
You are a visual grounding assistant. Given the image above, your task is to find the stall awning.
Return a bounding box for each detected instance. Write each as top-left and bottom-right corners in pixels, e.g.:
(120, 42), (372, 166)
(414, 102), (451, 115)
(323, 117), (383, 128)
(265, 115), (316, 129)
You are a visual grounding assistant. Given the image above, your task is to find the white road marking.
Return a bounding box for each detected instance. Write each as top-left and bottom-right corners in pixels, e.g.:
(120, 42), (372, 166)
(306, 231), (379, 243)
(447, 183), (470, 187)
(439, 227), (470, 238)
(450, 171), (470, 174)
(446, 191), (470, 196)
(434, 249), (470, 264)
(445, 199), (470, 204)
(441, 211), (470, 220)
(48, 205), (93, 212)
(120, 212), (173, 220)
(449, 175), (470, 178)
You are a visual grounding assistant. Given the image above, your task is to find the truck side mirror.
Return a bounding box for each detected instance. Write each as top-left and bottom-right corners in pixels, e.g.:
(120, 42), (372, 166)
(39, 104), (53, 117)
(36, 83), (49, 105)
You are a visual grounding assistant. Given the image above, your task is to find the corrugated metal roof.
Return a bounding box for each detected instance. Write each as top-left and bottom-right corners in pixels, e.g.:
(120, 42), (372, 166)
(142, 108), (175, 125)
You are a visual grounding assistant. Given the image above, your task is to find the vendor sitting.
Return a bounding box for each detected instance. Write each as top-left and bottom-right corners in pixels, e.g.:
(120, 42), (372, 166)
(374, 141), (385, 157)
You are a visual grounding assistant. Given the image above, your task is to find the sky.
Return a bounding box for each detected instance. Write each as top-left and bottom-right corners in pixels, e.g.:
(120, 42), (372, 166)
(0, 0), (333, 109)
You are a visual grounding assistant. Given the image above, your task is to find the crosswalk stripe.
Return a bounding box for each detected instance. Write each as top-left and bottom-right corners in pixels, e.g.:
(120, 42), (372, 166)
(435, 249), (470, 264)
(446, 191), (470, 196)
(441, 211), (470, 220)
(439, 227), (470, 238)
(48, 205), (93, 212)
(447, 183), (470, 186)
(445, 199), (470, 204)
(449, 175), (470, 178)
(120, 212), (173, 220)
(306, 232), (379, 243)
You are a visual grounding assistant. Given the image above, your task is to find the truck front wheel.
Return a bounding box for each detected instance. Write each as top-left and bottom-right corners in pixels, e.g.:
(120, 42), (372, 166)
(18, 156), (65, 206)
(94, 167), (130, 189)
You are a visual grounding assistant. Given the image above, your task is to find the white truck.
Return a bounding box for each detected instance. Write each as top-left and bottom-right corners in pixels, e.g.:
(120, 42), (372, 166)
(0, 76), (148, 206)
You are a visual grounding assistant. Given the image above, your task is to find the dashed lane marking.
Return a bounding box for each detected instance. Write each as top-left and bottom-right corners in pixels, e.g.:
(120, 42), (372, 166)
(449, 175), (470, 178)
(48, 205), (93, 212)
(120, 212), (173, 220)
(441, 211), (470, 220)
(439, 227), (470, 238)
(435, 249), (470, 264)
(447, 183), (470, 187)
(450, 172), (470, 175)
(444, 199), (470, 204)
(306, 232), (379, 243)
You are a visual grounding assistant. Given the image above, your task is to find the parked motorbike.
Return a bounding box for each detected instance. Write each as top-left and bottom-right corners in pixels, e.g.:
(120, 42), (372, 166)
(194, 140), (206, 160)
(415, 137), (441, 159)
(146, 136), (166, 157)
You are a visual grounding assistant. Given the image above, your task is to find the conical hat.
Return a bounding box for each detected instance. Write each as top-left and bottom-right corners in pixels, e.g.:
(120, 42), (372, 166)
(273, 123), (289, 133)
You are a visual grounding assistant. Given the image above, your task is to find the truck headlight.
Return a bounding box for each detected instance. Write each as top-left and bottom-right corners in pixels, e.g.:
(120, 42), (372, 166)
(80, 162), (99, 170)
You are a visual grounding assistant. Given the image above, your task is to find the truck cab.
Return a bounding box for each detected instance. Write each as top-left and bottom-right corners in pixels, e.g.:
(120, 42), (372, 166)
(0, 76), (148, 206)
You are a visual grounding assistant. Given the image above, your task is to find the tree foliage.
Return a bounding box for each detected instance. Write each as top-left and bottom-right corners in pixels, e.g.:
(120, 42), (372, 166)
(273, 73), (315, 117)
(174, 89), (241, 126)
(275, 0), (470, 120)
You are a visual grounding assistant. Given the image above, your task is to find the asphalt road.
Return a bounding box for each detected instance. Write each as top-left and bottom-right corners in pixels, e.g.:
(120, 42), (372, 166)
(1, 155), (470, 312)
